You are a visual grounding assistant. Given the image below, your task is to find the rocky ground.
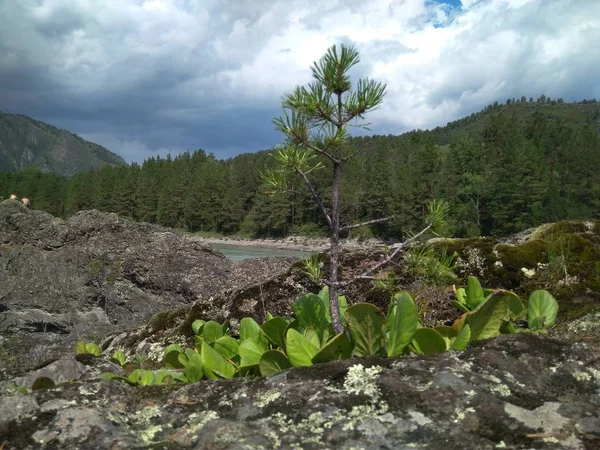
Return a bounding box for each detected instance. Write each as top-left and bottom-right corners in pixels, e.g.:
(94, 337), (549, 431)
(1, 334), (599, 449)
(1, 201), (599, 449)
(0, 200), (297, 379)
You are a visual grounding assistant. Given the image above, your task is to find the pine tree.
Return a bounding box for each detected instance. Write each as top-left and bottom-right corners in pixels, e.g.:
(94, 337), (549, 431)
(262, 44), (387, 333)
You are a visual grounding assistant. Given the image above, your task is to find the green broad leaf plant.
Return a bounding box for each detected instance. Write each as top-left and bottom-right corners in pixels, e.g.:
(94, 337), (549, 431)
(99, 279), (558, 387)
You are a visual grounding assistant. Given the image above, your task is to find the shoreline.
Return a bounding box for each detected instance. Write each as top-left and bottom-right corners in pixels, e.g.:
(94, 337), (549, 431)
(187, 235), (387, 252)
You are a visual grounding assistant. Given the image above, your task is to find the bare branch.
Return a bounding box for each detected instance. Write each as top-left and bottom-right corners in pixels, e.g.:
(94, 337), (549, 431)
(293, 165), (332, 228)
(339, 223), (432, 287)
(341, 216), (394, 231)
(388, 224), (432, 249)
(351, 276), (378, 281)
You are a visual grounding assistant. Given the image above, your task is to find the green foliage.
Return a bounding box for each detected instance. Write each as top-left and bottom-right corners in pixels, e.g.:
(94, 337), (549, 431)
(110, 350), (126, 367)
(372, 272), (401, 295)
(200, 321), (224, 344)
(259, 350), (292, 377)
(450, 276), (559, 339)
(404, 245), (458, 286)
(191, 319), (206, 335)
(288, 222), (328, 237)
(311, 332), (352, 363)
(74, 340), (101, 357)
(286, 328), (319, 366)
(240, 317), (262, 342)
(12, 385), (29, 395)
(352, 226), (374, 242)
(317, 286), (348, 327)
(386, 292), (418, 357)
(182, 352), (204, 383)
(527, 290), (559, 329)
(293, 254), (325, 284)
(452, 276), (487, 312)
(100, 276), (558, 388)
(164, 344), (185, 369)
(427, 199), (450, 235)
(450, 325), (471, 351)
(465, 293), (511, 340)
(344, 303), (386, 357)
(545, 234), (571, 285)
(261, 317), (289, 348)
(292, 293), (328, 339)
(411, 328), (448, 354)
(3, 101), (600, 240)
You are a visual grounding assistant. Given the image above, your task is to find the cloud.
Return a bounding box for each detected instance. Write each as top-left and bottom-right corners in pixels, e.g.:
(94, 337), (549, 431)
(0, 0), (598, 163)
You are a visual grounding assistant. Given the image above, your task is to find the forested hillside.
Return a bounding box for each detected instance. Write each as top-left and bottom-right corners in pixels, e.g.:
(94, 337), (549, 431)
(0, 112), (126, 176)
(2, 97), (599, 239)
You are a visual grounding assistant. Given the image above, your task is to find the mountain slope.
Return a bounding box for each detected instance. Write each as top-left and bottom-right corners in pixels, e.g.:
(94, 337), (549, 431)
(413, 98), (600, 145)
(0, 112), (126, 176)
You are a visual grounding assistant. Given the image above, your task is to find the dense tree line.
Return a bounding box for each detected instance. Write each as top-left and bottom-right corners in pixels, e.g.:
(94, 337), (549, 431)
(2, 102), (599, 239)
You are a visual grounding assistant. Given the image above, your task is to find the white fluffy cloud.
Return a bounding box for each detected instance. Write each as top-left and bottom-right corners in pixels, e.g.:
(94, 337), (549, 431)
(0, 0), (598, 162)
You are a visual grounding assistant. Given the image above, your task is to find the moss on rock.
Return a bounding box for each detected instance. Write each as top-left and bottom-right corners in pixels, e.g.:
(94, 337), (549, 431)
(431, 220), (600, 323)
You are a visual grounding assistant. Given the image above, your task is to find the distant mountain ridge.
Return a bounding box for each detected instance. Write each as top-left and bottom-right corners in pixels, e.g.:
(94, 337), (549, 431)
(0, 112), (126, 177)
(408, 96), (600, 145)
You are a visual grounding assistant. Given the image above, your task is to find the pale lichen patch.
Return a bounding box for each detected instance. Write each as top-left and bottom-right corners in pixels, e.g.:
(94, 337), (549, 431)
(453, 406), (475, 422)
(343, 364), (384, 397)
(131, 405), (164, 444)
(140, 425), (163, 443)
(78, 384), (100, 397)
(414, 381), (433, 392)
(504, 372), (526, 389)
(572, 371), (592, 382)
(218, 398), (233, 407)
(487, 374), (502, 384)
(490, 384), (511, 397)
(261, 364), (394, 445)
(588, 367), (600, 380)
(187, 410), (219, 434)
(504, 402), (569, 432)
(408, 410), (433, 426)
(254, 390), (282, 408)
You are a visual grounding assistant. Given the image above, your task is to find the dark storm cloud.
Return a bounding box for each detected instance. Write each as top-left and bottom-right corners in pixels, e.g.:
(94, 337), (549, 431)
(0, 0), (598, 163)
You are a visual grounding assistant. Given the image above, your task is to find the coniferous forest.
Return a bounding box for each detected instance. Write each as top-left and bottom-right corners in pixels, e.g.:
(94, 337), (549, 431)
(2, 98), (600, 239)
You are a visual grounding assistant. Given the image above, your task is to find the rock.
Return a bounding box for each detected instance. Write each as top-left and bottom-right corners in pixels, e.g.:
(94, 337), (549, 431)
(0, 201), (299, 379)
(2, 206), (600, 448)
(432, 220), (600, 321)
(1, 334), (599, 449)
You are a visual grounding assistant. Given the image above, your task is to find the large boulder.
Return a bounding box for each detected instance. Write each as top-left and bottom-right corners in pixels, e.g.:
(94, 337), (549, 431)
(0, 200), (298, 378)
(435, 220), (600, 320)
(1, 334), (599, 449)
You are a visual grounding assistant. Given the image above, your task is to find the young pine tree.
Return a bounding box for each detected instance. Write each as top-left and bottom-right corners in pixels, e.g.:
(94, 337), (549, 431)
(263, 44), (447, 333)
(262, 44), (388, 332)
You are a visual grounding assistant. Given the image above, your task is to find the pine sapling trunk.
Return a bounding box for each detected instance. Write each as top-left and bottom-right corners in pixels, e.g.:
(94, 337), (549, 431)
(328, 161), (344, 334)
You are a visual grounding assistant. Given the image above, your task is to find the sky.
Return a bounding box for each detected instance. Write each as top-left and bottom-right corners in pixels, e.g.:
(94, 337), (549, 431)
(1, 0), (599, 164)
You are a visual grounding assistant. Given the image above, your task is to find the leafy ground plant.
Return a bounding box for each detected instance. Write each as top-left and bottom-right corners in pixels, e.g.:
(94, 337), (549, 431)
(451, 275), (559, 331)
(293, 253), (325, 284)
(98, 280), (558, 386)
(74, 340), (101, 357)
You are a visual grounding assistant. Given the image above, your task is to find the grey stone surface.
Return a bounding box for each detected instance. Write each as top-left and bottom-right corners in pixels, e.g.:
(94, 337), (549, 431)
(0, 200), (297, 378)
(0, 334), (599, 449)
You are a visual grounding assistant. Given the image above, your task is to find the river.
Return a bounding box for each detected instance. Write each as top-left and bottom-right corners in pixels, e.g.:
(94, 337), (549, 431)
(209, 242), (312, 261)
